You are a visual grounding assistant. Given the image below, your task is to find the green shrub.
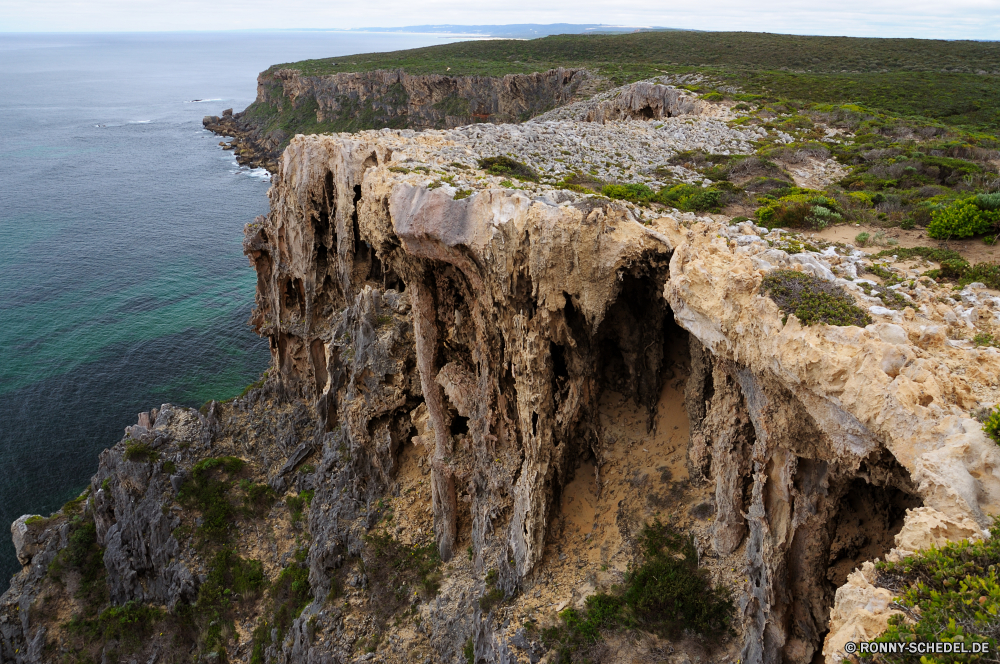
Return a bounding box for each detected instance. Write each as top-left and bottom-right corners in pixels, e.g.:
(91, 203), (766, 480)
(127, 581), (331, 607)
(478, 156), (539, 182)
(539, 520), (733, 661)
(178, 457), (246, 544)
(976, 193), (1000, 211)
(962, 262), (1000, 290)
(187, 548), (268, 657)
(241, 481), (277, 517)
(251, 550), (312, 664)
(869, 516), (1000, 662)
(984, 405), (1000, 445)
(656, 184), (723, 212)
(67, 601), (164, 651)
(874, 246), (966, 263)
(756, 200), (812, 228)
(361, 531), (441, 634)
(601, 183), (656, 203)
(479, 569), (505, 612)
(50, 516), (107, 609)
(123, 440), (159, 464)
(974, 333), (999, 348)
(808, 204), (842, 229)
(927, 199), (1000, 239)
(855, 232), (871, 246)
(761, 269), (872, 327)
(286, 494), (310, 523)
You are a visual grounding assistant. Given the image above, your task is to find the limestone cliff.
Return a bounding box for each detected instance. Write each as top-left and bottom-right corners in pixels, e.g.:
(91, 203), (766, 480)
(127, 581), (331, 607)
(204, 67), (596, 171)
(5, 103), (1000, 664)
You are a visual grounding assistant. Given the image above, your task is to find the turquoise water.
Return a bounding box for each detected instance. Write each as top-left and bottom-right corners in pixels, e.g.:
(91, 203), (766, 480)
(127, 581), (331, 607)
(0, 31), (466, 579)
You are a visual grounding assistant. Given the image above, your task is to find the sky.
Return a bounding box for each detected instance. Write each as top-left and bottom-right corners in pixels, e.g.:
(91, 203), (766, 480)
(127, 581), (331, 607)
(0, 0), (998, 39)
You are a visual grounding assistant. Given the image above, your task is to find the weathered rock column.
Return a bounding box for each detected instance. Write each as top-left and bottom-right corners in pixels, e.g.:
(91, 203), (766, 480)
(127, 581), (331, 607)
(410, 277), (458, 561)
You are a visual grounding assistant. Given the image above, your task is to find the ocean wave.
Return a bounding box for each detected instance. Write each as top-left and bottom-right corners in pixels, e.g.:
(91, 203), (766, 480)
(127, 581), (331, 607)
(187, 98), (223, 103)
(231, 166), (271, 181)
(127, 120), (152, 124)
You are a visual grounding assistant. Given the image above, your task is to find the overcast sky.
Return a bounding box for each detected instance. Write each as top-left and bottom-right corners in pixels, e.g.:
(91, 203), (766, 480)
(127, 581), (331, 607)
(1, 0), (998, 39)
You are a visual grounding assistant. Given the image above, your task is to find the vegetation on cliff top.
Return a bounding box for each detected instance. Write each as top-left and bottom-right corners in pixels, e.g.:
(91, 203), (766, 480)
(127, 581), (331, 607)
(268, 32), (1000, 132)
(868, 517), (1000, 662)
(762, 269), (873, 327)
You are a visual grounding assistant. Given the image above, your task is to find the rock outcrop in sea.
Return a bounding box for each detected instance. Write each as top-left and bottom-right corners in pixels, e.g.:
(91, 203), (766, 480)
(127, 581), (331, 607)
(4, 78), (1000, 664)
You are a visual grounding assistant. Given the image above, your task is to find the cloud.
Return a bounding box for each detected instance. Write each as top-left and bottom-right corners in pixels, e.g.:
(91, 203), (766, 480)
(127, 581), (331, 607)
(0, 0), (997, 39)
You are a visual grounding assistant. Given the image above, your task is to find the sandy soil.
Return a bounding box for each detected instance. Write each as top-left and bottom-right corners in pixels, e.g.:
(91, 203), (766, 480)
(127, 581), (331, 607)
(813, 223), (1000, 265)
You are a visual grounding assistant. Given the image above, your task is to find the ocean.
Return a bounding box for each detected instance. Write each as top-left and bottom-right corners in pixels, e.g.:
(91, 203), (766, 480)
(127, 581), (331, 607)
(0, 30), (467, 580)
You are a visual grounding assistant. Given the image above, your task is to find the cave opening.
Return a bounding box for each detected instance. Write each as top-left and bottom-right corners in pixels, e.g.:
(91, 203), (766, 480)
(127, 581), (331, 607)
(450, 415), (469, 437)
(826, 475), (921, 587)
(590, 269), (676, 415)
(281, 277), (305, 319)
(638, 105), (656, 120)
(782, 447), (922, 664)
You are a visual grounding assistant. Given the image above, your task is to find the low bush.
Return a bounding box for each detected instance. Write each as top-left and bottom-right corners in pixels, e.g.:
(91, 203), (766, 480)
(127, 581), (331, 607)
(186, 548), (268, 656)
(241, 480), (277, 517)
(49, 515), (107, 609)
(479, 569), (505, 612)
(983, 405), (1000, 445)
(251, 548), (311, 664)
(362, 531), (441, 631)
(656, 184), (722, 212)
(67, 601), (165, 652)
(927, 199), (1000, 239)
(540, 520), (733, 662)
(869, 516), (1000, 662)
(478, 156), (539, 182)
(123, 440), (158, 463)
(178, 456), (246, 544)
(601, 183), (657, 203)
(761, 269), (872, 327)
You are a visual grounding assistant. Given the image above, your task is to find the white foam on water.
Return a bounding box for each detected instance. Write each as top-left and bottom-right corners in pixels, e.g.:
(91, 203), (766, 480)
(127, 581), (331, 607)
(230, 165), (271, 181)
(128, 120), (152, 124)
(187, 98), (223, 103)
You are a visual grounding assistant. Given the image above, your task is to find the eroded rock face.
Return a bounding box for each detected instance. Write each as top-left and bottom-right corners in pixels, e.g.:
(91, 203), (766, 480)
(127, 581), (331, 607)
(255, 130), (677, 582)
(6, 114), (1000, 664)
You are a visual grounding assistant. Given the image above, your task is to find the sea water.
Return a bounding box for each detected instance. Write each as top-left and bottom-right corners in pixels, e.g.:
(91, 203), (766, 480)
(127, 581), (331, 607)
(0, 31), (466, 579)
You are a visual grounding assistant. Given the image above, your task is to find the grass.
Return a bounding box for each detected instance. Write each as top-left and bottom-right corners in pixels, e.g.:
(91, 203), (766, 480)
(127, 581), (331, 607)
(286, 490), (314, 524)
(537, 520), (733, 661)
(361, 531), (441, 633)
(67, 601), (165, 652)
(867, 517), (1000, 662)
(761, 269), (872, 327)
(49, 515), (107, 610)
(478, 569), (505, 612)
(181, 548), (268, 658)
(251, 547), (312, 664)
(177, 456), (246, 544)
